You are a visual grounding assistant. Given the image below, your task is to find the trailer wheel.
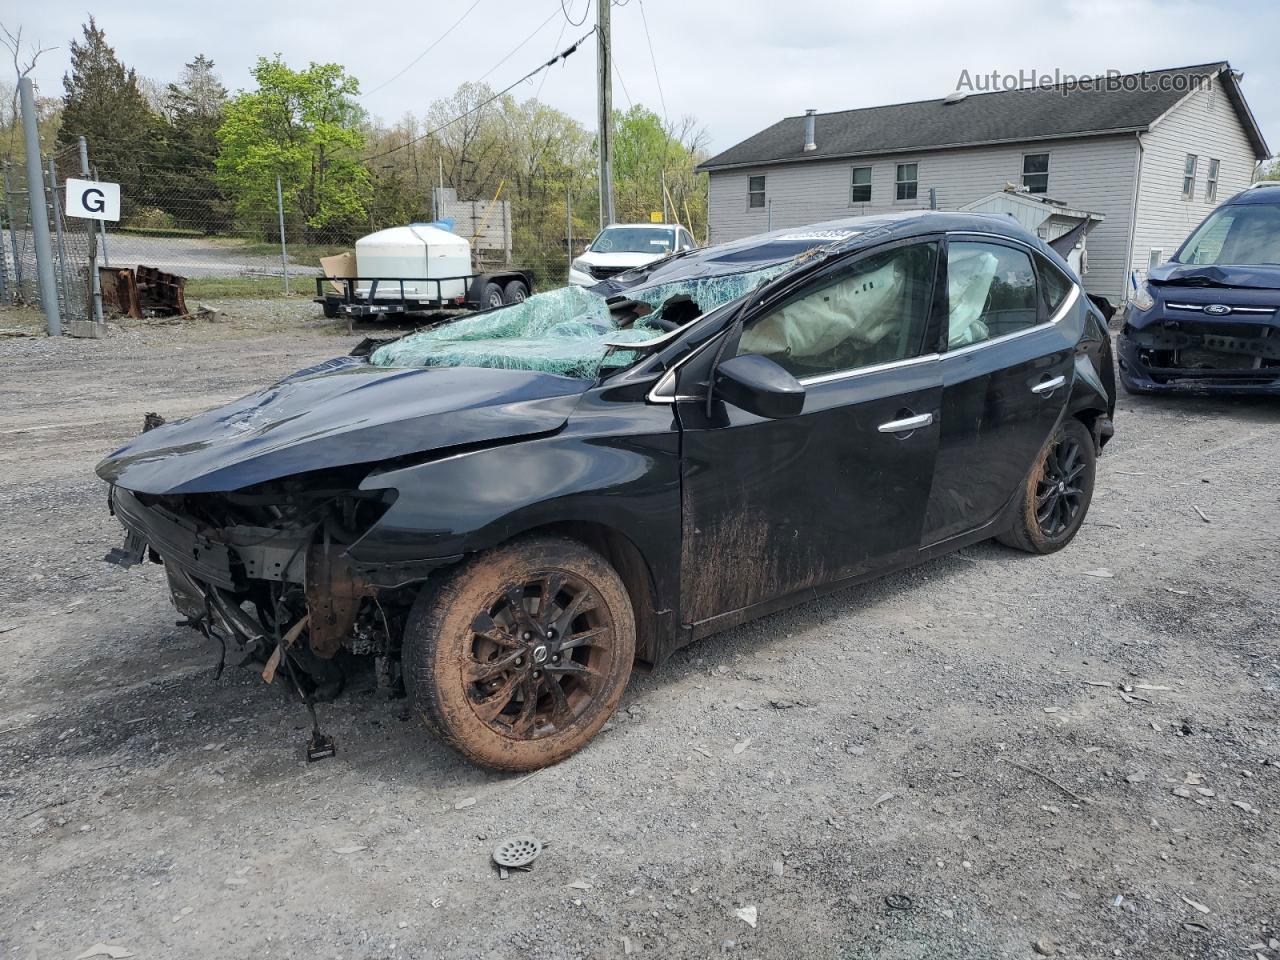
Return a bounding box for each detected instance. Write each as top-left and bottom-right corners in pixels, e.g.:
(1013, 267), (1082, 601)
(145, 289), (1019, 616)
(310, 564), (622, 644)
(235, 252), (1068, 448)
(481, 282), (505, 310)
(502, 279), (529, 304)
(321, 299), (340, 319)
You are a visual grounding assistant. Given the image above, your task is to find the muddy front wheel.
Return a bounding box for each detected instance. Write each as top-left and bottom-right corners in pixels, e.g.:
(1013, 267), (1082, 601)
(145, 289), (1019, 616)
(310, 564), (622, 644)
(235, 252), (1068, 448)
(404, 536), (635, 771)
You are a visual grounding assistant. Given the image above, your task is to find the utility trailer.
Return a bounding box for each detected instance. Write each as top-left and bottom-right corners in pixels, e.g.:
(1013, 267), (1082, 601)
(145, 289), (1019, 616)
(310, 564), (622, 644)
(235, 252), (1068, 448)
(314, 223), (533, 321)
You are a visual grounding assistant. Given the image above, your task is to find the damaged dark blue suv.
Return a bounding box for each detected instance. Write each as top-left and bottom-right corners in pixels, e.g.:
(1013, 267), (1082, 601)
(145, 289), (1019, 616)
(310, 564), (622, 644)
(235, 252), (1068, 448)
(1119, 182), (1280, 394)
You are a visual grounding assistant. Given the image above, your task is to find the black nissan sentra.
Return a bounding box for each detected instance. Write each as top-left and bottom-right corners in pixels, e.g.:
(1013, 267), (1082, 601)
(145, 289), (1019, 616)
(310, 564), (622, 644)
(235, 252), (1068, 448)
(98, 212), (1116, 770)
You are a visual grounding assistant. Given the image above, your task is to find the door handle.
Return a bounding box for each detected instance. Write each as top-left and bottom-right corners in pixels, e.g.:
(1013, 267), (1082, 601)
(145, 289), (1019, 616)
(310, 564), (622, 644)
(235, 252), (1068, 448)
(878, 412), (934, 434)
(1031, 375), (1066, 395)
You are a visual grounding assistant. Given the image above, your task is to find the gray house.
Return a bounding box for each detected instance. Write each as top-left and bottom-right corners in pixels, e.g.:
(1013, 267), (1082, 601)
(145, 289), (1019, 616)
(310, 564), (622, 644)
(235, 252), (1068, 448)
(700, 63), (1270, 302)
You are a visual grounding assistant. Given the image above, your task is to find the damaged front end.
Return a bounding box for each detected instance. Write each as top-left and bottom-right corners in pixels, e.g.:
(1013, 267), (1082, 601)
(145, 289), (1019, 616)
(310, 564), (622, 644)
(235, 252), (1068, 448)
(106, 466), (450, 706)
(1119, 289), (1280, 393)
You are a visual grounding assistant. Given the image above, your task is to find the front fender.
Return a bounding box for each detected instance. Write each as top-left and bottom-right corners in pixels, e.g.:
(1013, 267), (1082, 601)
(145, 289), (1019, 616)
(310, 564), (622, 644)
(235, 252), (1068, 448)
(347, 391), (683, 610)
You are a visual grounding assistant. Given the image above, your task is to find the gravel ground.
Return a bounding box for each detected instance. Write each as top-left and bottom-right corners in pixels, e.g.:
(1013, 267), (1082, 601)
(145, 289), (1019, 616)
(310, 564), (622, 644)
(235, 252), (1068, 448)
(0, 315), (1277, 960)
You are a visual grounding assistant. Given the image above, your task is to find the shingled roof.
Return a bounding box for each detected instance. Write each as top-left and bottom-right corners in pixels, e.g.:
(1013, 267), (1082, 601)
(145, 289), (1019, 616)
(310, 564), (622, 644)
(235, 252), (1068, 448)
(701, 63), (1269, 171)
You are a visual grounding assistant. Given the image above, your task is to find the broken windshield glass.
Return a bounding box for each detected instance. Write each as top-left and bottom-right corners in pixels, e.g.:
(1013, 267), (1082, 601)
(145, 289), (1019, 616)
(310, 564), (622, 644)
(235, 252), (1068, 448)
(369, 260), (800, 379)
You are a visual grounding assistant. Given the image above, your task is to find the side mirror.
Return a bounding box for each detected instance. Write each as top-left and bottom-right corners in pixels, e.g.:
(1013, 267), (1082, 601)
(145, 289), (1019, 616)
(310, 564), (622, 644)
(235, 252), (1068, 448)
(713, 354), (805, 419)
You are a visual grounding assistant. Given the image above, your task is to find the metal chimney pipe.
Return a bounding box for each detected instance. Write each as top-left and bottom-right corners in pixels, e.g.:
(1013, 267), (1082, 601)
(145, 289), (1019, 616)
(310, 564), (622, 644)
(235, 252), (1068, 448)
(803, 109), (817, 152)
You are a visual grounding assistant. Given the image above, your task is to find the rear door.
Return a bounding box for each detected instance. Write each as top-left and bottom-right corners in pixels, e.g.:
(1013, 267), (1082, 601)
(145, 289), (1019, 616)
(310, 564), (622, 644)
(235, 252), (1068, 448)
(674, 239), (945, 627)
(923, 236), (1077, 545)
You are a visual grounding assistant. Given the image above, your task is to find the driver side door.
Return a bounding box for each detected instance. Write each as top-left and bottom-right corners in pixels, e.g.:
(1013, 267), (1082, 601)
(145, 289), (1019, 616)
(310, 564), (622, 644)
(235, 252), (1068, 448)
(673, 239), (945, 631)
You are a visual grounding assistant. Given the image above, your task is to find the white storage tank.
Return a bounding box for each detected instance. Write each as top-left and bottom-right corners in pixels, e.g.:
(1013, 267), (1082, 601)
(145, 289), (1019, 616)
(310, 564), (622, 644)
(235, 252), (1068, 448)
(355, 224), (472, 302)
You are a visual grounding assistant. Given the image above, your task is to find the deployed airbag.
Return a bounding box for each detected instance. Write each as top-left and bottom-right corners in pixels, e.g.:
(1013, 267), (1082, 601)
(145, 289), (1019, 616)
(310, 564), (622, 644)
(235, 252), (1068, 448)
(947, 248), (999, 347)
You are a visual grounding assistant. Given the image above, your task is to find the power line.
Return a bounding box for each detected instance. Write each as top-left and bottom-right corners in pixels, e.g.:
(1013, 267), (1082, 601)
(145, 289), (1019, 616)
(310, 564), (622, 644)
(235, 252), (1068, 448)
(535, 16), (569, 101)
(637, 0), (668, 124)
(361, 0), (483, 97)
(560, 0), (590, 27)
(479, 5), (563, 83)
(612, 58), (633, 110)
(367, 26), (597, 162)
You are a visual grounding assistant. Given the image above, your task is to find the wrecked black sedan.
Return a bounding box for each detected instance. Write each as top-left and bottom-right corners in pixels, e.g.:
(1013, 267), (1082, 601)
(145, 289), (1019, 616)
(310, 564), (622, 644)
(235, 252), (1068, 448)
(98, 212), (1115, 771)
(1120, 182), (1280, 394)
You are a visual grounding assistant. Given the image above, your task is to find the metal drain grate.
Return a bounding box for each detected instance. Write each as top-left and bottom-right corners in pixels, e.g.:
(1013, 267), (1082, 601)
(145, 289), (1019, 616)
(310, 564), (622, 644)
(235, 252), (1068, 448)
(492, 836), (542, 869)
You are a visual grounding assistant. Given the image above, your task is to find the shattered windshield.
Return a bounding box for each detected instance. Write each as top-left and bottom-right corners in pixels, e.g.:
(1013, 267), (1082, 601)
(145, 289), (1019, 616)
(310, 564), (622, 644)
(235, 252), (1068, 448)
(369, 261), (799, 379)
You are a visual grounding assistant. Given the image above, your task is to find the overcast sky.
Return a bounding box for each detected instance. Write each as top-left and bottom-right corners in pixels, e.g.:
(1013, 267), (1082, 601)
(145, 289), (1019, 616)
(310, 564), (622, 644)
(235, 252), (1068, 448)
(19, 0), (1280, 158)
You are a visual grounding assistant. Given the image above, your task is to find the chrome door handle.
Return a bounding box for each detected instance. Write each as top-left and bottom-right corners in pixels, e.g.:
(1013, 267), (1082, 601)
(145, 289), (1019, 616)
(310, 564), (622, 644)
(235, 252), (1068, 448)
(878, 412), (934, 434)
(1031, 375), (1066, 395)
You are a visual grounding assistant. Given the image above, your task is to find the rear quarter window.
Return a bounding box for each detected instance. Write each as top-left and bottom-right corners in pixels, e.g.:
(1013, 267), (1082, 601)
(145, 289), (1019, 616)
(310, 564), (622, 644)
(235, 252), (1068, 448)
(1036, 254), (1073, 314)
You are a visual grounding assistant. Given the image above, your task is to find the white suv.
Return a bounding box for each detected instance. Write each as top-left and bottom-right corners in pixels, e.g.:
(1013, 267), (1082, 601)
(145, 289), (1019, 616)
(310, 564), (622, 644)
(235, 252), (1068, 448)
(568, 223), (698, 286)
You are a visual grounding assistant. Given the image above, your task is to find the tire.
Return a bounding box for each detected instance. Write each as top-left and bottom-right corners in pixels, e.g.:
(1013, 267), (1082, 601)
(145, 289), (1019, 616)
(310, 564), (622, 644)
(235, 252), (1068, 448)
(404, 536), (635, 771)
(321, 299), (340, 319)
(480, 282), (505, 310)
(502, 279), (529, 304)
(997, 418), (1097, 555)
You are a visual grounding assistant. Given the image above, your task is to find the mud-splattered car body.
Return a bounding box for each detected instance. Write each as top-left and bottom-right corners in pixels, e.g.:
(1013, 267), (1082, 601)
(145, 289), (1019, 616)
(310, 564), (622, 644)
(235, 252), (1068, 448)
(99, 212), (1115, 766)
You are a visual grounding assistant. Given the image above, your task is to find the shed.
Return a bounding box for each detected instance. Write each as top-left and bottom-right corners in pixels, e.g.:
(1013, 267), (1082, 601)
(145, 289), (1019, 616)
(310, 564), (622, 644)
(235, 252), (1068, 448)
(961, 187), (1104, 278)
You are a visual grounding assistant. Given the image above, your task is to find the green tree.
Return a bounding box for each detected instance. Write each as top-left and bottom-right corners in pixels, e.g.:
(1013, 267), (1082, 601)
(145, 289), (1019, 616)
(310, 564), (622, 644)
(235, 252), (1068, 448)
(155, 55), (228, 230)
(217, 56), (370, 242)
(56, 18), (159, 202)
(612, 105), (709, 238)
(1259, 158), (1280, 181)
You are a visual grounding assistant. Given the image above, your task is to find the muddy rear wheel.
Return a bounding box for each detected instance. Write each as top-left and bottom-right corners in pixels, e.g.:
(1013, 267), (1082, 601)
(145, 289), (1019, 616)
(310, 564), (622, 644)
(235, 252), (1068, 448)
(997, 417), (1096, 554)
(404, 536), (635, 771)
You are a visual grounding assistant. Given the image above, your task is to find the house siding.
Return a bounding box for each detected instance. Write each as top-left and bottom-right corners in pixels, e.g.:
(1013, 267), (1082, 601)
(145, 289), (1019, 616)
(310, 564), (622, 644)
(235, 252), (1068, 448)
(1128, 74), (1259, 287)
(707, 135), (1139, 300)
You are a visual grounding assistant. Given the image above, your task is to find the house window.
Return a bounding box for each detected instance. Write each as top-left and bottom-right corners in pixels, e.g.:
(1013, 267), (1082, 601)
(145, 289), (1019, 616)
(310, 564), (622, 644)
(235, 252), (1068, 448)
(895, 163), (918, 201)
(1182, 155), (1198, 200)
(1148, 248), (1163, 270)
(748, 175), (766, 209)
(850, 166), (872, 203)
(1206, 158), (1220, 203)
(1022, 153), (1050, 194)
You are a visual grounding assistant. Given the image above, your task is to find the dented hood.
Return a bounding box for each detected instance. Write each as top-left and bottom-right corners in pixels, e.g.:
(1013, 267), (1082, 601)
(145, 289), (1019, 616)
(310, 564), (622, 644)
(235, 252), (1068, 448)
(96, 356), (588, 495)
(1149, 262), (1280, 290)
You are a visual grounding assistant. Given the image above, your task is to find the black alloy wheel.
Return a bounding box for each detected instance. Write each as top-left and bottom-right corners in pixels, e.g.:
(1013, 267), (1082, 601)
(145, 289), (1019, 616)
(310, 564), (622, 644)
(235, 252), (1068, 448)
(998, 417), (1097, 555)
(404, 536), (635, 770)
(465, 572), (615, 739)
(1035, 431), (1087, 537)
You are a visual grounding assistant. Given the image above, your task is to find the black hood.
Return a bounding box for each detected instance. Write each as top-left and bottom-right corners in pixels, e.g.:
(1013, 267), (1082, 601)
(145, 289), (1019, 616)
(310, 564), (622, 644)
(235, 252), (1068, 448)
(96, 356), (588, 495)
(1149, 262), (1280, 290)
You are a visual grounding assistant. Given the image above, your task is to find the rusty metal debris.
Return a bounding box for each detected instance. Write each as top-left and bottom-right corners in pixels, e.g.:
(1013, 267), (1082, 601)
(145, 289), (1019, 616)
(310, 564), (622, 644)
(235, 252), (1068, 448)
(98, 265), (188, 319)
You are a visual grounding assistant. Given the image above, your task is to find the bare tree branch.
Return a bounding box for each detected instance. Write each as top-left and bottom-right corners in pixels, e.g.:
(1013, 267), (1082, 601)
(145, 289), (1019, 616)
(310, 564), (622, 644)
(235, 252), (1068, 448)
(1, 22), (58, 151)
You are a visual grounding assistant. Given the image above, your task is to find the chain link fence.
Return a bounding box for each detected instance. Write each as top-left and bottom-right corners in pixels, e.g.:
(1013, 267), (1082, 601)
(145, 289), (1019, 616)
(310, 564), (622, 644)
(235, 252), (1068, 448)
(1, 144), (97, 325)
(81, 153), (586, 305)
(0, 132), (657, 324)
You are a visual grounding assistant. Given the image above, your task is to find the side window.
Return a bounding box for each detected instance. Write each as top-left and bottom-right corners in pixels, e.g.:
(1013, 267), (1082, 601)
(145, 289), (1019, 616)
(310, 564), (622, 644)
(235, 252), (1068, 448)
(738, 242), (938, 380)
(850, 166), (872, 203)
(1182, 154), (1198, 200)
(1022, 153), (1050, 194)
(748, 175), (766, 209)
(1036, 254), (1073, 314)
(679, 228), (696, 249)
(895, 164), (918, 201)
(947, 241), (1039, 348)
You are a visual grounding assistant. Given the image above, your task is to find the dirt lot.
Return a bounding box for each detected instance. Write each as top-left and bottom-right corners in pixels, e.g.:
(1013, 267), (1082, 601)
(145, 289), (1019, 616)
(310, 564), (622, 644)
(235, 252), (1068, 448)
(1, 309), (1277, 960)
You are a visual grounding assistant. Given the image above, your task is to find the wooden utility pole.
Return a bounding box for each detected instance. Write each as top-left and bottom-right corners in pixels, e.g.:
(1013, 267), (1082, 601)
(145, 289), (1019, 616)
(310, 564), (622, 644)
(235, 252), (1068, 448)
(596, 0), (615, 227)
